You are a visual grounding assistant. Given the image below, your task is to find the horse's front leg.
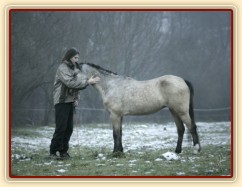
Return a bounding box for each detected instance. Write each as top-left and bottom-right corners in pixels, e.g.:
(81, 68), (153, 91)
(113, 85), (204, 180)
(110, 113), (123, 153)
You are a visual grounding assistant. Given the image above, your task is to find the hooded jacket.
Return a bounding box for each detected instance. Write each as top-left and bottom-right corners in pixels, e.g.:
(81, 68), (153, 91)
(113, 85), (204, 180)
(53, 60), (89, 105)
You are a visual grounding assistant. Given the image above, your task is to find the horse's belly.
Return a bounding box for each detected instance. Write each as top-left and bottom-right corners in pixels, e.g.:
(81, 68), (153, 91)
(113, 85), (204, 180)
(124, 105), (163, 115)
(123, 94), (165, 115)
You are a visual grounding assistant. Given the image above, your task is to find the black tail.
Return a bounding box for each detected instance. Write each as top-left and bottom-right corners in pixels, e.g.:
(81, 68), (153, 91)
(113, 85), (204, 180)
(184, 80), (195, 124)
(184, 80), (201, 150)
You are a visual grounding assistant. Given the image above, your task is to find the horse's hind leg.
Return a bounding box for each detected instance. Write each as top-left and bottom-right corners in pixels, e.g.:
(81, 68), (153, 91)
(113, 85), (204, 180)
(170, 110), (185, 153)
(180, 113), (201, 153)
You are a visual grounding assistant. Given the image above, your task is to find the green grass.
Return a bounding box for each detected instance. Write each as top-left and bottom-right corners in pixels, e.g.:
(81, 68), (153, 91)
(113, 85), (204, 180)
(11, 144), (231, 177)
(12, 127), (42, 138)
(11, 123), (231, 177)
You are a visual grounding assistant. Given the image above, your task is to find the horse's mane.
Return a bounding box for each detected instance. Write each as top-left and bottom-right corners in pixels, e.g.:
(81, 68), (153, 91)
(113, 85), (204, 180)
(79, 62), (118, 75)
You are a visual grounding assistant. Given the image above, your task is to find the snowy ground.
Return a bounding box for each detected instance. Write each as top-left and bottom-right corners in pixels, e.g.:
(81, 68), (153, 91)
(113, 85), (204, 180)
(11, 122), (231, 152)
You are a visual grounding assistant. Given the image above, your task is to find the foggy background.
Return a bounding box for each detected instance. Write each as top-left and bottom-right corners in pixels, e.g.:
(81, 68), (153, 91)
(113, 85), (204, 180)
(11, 11), (231, 126)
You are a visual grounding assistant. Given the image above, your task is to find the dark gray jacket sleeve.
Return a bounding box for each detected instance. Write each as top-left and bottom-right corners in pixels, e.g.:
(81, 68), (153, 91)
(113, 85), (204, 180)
(57, 64), (89, 89)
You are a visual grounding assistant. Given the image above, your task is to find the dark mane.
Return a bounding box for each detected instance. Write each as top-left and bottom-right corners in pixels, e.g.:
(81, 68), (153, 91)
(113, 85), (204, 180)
(79, 62), (118, 75)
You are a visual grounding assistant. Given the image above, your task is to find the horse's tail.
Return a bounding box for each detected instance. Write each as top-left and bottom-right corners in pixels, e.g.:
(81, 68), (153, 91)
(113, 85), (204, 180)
(184, 80), (195, 124)
(184, 80), (201, 152)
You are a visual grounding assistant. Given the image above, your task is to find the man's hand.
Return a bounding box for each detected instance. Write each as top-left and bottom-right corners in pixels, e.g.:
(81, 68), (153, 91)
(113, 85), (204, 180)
(88, 75), (100, 84)
(73, 100), (79, 107)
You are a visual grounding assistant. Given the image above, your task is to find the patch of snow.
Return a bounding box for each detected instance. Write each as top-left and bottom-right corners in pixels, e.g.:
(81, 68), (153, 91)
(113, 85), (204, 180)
(155, 158), (163, 162)
(129, 160), (137, 163)
(162, 152), (179, 161)
(97, 153), (106, 160)
(44, 162), (53, 165)
(206, 170), (214, 173)
(56, 169), (66, 173)
(98, 153), (104, 158)
(96, 164), (105, 166)
(19, 158), (31, 161)
(11, 122), (231, 153)
(12, 154), (30, 160)
(12, 154), (21, 160)
(116, 164), (124, 167)
(176, 172), (186, 175)
(188, 157), (195, 162)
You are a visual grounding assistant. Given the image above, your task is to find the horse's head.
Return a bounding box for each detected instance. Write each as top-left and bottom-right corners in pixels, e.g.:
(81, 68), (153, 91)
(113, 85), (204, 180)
(80, 63), (101, 79)
(80, 63), (117, 79)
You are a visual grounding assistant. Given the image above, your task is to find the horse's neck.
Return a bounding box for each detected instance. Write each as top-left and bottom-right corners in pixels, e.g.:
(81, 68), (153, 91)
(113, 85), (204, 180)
(93, 74), (136, 99)
(93, 74), (115, 98)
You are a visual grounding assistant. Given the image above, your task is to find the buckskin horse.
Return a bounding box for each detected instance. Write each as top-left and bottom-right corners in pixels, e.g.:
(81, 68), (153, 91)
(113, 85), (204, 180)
(79, 63), (201, 154)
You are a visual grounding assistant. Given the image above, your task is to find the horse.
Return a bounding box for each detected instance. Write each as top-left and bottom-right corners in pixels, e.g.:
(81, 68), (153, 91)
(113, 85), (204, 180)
(80, 63), (201, 154)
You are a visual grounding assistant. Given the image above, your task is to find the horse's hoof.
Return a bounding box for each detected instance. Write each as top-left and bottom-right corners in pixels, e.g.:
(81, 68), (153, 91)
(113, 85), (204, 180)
(193, 144), (200, 154)
(175, 149), (181, 154)
(112, 151), (125, 158)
